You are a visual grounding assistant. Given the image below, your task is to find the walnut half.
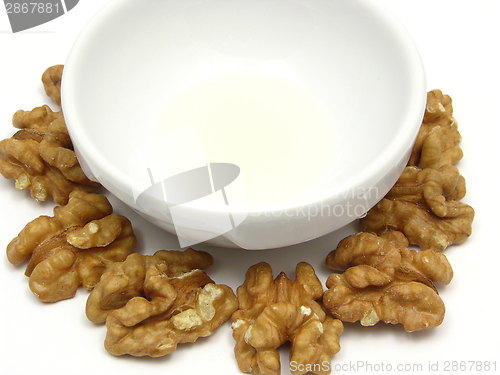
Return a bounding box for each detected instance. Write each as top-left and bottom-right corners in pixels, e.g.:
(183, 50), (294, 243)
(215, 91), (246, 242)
(323, 232), (451, 332)
(0, 105), (100, 204)
(232, 262), (343, 375)
(6, 191), (136, 302)
(360, 165), (474, 251)
(409, 89), (463, 169)
(41, 64), (63, 107)
(85, 250), (237, 357)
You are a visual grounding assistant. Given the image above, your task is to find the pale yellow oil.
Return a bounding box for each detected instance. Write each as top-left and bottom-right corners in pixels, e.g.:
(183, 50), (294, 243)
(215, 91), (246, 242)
(154, 73), (335, 205)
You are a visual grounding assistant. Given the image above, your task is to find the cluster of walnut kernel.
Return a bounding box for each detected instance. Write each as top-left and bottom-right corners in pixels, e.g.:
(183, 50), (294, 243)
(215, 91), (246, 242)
(323, 89), (474, 333)
(3, 69), (474, 375)
(2, 66), (240, 360)
(360, 90), (474, 251)
(0, 65), (101, 205)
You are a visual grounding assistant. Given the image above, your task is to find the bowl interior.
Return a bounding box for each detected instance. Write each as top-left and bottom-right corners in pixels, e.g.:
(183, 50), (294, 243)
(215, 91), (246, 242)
(63, 0), (425, 210)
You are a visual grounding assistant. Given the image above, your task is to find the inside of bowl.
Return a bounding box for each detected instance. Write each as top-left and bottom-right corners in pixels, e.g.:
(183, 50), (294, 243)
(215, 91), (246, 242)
(64, 0), (424, 209)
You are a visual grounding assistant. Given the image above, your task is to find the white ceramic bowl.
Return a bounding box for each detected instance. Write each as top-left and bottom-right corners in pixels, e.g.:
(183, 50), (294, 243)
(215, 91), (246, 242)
(62, 0), (426, 249)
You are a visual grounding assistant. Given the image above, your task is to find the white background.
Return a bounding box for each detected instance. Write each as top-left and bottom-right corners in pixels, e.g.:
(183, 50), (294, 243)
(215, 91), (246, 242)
(1, 1), (499, 375)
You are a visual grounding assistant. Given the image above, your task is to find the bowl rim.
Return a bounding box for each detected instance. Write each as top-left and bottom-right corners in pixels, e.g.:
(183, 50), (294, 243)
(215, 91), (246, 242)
(62, 0), (427, 215)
